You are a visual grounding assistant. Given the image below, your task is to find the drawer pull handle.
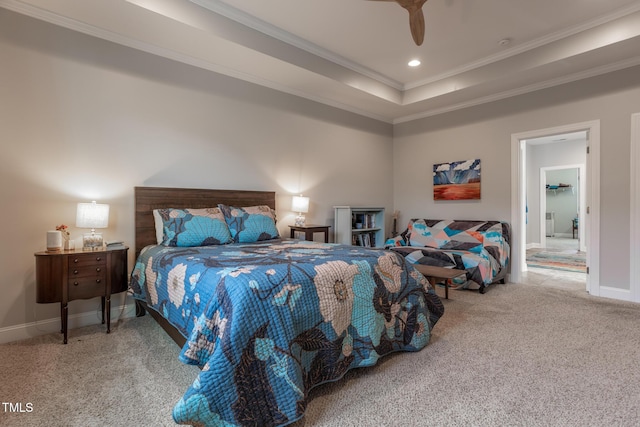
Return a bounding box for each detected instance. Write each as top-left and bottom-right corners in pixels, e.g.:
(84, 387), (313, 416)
(96, 267), (101, 273)
(73, 282), (79, 286)
(96, 257), (102, 262)
(96, 279), (101, 284)
(73, 259), (79, 263)
(73, 270), (78, 275)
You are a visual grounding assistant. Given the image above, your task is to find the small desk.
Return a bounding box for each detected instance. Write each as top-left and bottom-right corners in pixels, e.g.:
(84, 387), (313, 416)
(413, 264), (466, 299)
(289, 225), (330, 243)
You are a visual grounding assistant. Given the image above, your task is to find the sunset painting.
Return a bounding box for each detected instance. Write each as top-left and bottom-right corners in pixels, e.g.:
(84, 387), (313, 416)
(433, 159), (481, 200)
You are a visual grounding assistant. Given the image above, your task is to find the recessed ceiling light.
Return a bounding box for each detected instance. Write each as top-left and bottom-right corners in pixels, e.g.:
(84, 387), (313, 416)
(408, 59), (421, 67)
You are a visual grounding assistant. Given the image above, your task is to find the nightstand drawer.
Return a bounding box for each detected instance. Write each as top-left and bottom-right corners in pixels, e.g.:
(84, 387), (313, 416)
(68, 254), (107, 268)
(68, 276), (106, 300)
(69, 264), (106, 278)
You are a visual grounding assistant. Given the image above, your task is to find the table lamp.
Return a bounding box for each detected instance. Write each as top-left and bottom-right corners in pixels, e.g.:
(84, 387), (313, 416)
(292, 195), (309, 226)
(76, 201), (109, 250)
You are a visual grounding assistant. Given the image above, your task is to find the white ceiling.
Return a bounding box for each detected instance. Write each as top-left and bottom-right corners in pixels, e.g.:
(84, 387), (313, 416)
(4, 0), (640, 123)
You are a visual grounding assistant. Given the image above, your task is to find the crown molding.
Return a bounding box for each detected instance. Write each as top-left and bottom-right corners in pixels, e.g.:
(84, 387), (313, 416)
(0, 0), (395, 123)
(394, 55), (640, 124)
(3, 0), (640, 126)
(404, 2), (640, 90)
(189, 0), (404, 91)
(192, 0), (640, 95)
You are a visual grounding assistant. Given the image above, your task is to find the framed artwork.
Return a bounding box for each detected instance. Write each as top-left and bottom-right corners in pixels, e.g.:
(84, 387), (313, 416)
(433, 159), (481, 200)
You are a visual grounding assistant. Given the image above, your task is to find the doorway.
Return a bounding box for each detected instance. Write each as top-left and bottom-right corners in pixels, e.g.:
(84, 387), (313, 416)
(511, 121), (601, 296)
(527, 161), (587, 291)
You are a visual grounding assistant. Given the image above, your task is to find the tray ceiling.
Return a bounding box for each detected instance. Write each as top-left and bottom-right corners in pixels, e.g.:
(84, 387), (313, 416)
(3, 0), (640, 123)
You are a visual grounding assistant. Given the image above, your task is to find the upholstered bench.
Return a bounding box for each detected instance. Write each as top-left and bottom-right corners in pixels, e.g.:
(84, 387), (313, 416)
(386, 219), (511, 293)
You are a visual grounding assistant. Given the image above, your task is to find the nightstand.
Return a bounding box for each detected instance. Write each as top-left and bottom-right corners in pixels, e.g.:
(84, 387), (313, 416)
(289, 225), (331, 243)
(35, 246), (129, 344)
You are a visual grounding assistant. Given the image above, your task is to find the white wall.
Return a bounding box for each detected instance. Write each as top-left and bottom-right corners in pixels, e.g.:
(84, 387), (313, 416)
(0, 11), (393, 336)
(394, 67), (640, 291)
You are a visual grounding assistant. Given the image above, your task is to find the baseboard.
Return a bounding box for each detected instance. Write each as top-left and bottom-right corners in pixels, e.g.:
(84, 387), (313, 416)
(551, 233), (574, 239)
(0, 302), (138, 345)
(594, 285), (632, 302)
(528, 236), (578, 249)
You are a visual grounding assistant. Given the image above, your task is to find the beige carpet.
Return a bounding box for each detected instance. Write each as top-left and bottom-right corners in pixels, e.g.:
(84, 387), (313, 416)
(0, 313), (198, 427)
(2, 283), (640, 426)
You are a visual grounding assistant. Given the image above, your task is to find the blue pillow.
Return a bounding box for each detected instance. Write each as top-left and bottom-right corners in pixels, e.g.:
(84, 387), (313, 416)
(157, 208), (232, 247)
(218, 204), (279, 243)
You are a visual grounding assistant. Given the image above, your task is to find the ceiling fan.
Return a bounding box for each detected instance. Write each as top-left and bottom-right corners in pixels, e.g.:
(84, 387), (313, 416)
(368, 0), (429, 46)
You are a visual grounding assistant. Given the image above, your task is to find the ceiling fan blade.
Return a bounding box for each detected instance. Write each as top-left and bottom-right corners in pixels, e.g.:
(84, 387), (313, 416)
(367, 0), (428, 46)
(408, 8), (425, 46)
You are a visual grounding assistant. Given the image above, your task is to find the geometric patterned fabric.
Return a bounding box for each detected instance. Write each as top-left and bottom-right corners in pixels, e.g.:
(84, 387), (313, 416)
(386, 219), (510, 291)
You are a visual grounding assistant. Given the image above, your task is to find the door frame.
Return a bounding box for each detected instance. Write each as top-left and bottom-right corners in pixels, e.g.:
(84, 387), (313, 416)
(631, 113), (640, 302)
(511, 120), (600, 295)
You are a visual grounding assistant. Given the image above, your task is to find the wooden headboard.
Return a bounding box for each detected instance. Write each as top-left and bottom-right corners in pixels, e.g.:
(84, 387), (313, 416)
(134, 186), (276, 257)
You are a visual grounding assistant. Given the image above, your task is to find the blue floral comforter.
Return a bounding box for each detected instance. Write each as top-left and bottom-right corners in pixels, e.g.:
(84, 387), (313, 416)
(129, 239), (444, 426)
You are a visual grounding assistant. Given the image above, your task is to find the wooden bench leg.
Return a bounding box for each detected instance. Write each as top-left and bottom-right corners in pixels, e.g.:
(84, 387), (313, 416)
(429, 277), (448, 299)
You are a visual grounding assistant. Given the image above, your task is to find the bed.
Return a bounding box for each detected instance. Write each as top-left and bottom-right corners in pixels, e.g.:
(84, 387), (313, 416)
(129, 186), (444, 427)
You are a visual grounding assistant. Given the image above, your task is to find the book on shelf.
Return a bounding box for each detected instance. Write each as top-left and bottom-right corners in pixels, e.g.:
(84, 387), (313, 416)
(352, 213), (377, 229)
(354, 232), (376, 247)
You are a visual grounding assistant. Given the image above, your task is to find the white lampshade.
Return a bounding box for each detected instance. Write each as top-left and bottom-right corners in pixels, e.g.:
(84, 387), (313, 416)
(292, 195), (309, 227)
(76, 201), (109, 229)
(291, 196), (309, 214)
(77, 201), (109, 251)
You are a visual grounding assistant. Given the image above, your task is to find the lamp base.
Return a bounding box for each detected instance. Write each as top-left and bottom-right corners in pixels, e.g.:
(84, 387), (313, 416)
(294, 214), (306, 226)
(82, 232), (104, 251)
